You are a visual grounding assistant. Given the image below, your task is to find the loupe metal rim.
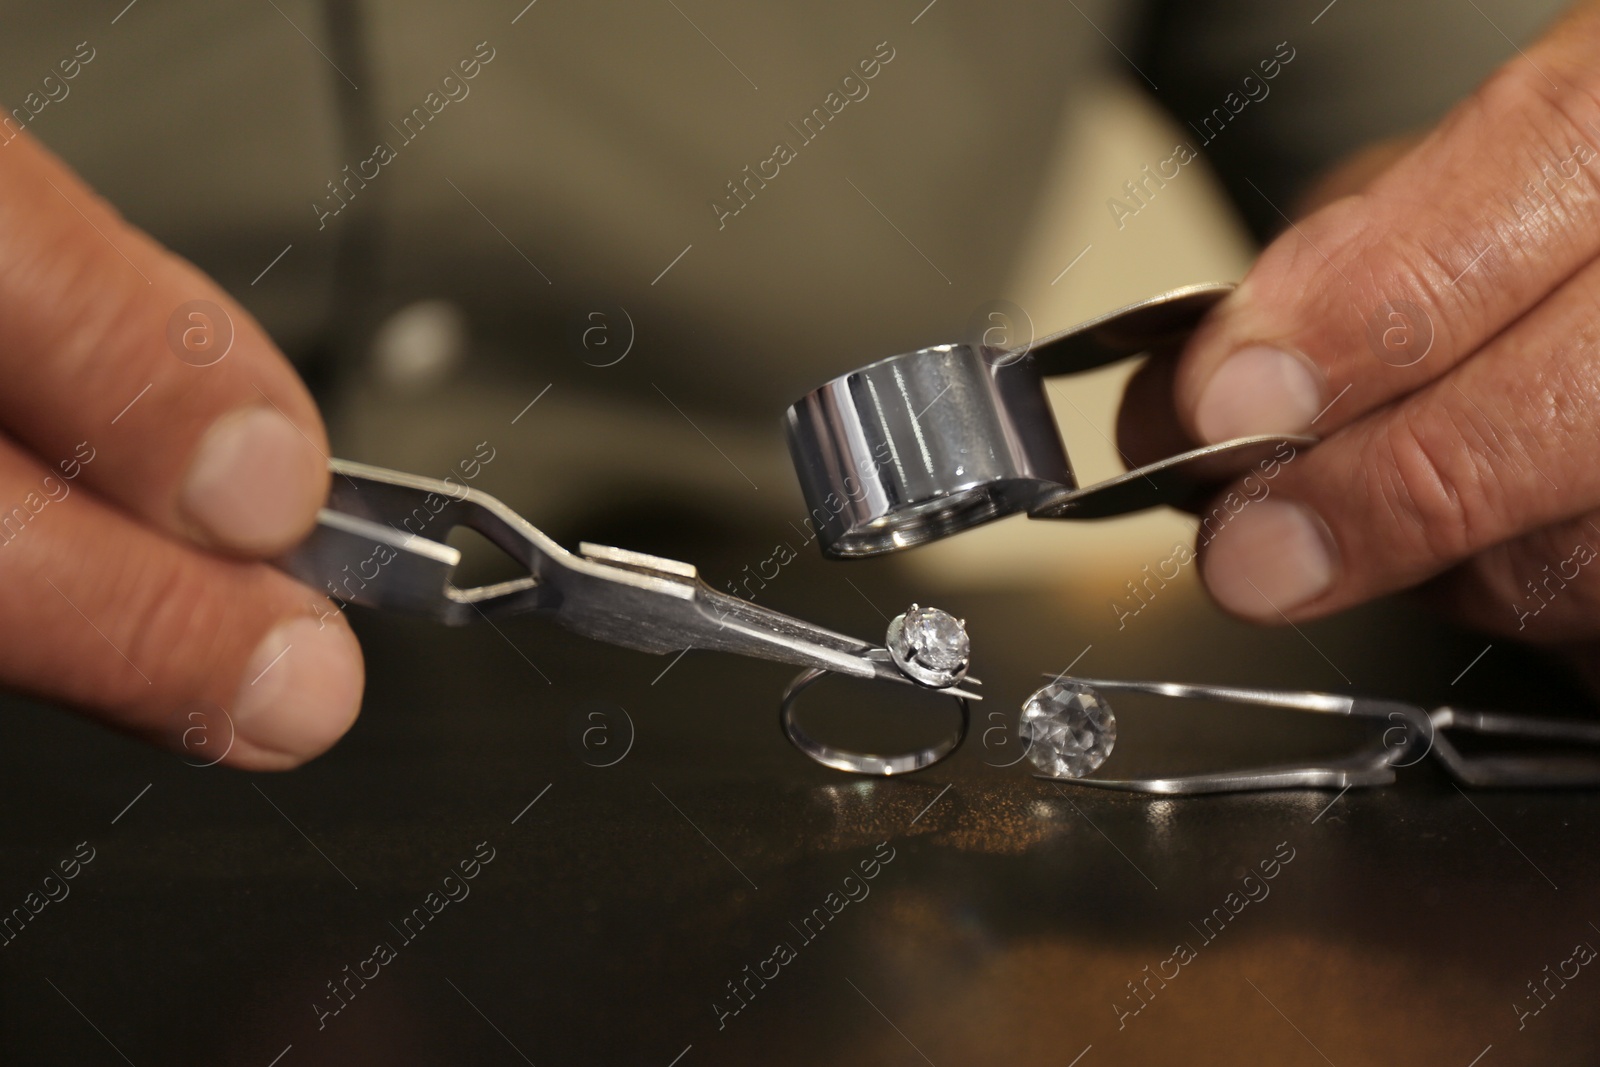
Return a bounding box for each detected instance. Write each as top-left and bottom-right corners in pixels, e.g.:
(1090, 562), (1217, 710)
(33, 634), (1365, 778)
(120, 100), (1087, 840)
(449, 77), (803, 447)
(818, 479), (1052, 559)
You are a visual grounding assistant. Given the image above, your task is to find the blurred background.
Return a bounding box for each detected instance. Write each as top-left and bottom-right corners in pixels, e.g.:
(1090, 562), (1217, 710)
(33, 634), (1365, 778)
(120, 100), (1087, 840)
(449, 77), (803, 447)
(2, 3), (1597, 1065)
(0, 0), (1562, 605)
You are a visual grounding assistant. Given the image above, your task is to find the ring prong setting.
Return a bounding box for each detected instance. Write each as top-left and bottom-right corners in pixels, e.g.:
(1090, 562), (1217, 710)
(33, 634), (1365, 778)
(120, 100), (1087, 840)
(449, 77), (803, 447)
(886, 604), (970, 689)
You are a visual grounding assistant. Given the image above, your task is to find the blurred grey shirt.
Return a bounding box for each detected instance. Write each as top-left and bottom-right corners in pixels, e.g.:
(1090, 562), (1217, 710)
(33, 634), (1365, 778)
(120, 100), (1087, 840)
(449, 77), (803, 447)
(0, 0), (1565, 521)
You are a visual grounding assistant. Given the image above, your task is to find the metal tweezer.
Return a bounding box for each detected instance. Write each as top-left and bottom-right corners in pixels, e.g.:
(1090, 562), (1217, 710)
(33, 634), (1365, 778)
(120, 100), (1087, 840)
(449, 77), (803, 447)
(1038, 677), (1600, 794)
(276, 460), (981, 698)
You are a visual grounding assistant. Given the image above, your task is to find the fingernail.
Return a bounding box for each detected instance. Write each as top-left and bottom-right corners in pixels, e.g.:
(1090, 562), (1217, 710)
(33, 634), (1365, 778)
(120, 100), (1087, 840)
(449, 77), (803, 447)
(231, 617), (364, 768)
(181, 405), (327, 554)
(1201, 499), (1336, 621)
(1194, 345), (1323, 444)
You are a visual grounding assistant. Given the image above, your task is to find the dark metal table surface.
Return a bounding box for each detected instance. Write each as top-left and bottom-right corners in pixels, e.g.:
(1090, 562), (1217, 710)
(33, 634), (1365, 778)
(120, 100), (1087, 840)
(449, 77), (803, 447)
(1, 519), (1597, 1066)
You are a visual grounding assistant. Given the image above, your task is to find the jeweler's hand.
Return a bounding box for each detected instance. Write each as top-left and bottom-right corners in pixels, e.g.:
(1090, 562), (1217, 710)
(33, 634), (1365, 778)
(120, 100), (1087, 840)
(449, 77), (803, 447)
(0, 132), (362, 768)
(1120, 1), (1600, 647)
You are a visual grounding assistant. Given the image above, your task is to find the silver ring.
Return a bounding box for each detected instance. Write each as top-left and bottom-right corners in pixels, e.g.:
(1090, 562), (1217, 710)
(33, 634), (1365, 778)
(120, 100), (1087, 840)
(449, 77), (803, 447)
(780, 604), (973, 775)
(781, 667), (969, 776)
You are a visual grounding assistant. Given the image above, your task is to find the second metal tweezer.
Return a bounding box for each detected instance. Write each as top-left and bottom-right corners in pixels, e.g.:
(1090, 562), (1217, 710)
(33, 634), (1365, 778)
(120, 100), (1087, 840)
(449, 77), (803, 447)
(1033, 677), (1600, 794)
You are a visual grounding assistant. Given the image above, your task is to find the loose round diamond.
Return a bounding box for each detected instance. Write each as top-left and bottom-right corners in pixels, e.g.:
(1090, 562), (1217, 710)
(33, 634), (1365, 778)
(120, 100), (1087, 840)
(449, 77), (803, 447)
(1020, 680), (1116, 778)
(903, 605), (968, 670)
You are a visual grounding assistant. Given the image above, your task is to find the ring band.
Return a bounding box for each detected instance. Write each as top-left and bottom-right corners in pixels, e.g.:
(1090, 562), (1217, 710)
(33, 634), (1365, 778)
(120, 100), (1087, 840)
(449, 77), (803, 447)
(780, 666), (970, 776)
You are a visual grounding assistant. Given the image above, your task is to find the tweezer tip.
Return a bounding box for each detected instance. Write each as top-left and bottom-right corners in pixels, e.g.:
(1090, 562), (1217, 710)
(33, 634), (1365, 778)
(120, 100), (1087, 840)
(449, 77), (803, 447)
(944, 681), (983, 701)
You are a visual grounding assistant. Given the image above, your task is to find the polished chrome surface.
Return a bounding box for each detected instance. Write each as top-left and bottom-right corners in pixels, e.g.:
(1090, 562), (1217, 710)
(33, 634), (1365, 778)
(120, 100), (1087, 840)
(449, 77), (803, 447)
(1031, 676), (1600, 793)
(1028, 434), (1317, 519)
(785, 282), (1316, 558)
(785, 340), (1072, 558)
(1427, 705), (1600, 787)
(1026, 282), (1245, 376)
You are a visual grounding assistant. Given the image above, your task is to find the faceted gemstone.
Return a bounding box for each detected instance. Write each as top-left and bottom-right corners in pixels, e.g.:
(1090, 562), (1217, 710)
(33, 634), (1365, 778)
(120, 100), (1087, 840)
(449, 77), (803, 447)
(902, 605), (969, 670)
(1020, 680), (1116, 778)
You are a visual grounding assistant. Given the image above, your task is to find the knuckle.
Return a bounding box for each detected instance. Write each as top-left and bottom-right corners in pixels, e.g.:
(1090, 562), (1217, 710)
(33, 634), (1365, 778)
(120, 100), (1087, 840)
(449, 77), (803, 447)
(1369, 406), (1507, 566)
(1518, 59), (1600, 144)
(1352, 238), (1458, 344)
(1259, 199), (1470, 381)
(1473, 54), (1600, 205)
(117, 553), (244, 704)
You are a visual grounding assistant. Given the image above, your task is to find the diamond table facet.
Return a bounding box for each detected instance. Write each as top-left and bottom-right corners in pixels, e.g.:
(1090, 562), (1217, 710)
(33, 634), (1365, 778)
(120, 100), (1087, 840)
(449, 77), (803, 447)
(1020, 679), (1116, 778)
(902, 605), (969, 671)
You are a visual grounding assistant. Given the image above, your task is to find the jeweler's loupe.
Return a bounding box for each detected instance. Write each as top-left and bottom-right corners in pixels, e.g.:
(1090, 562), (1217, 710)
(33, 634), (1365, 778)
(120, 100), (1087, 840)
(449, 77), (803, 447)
(785, 283), (1316, 559)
